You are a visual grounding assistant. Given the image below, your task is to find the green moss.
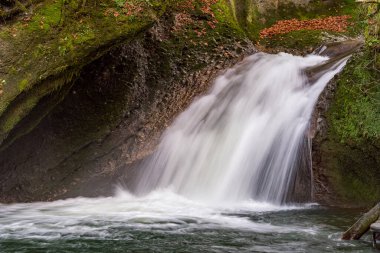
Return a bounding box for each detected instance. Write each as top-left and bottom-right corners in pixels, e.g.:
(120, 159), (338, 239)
(342, 175), (378, 203)
(325, 48), (379, 205)
(322, 141), (380, 205)
(225, 0), (259, 39)
(0, 72), (76, 142)
(321, 3), (380, 206)
(329, 18), (380, 143)
(212, 0), (244, 36)
(332, 170), (379, 204)
(0, 0), (171, 144)
(260, 30), (325, 51)
(0, 0), (249, 146)
(114, 0), (126, 8)
(18, 79), (28, 92)
(27, 0), (62, 31)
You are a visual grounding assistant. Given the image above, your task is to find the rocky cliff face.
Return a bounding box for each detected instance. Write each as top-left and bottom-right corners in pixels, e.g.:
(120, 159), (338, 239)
(0, 1), (256, 202)
(310, 4), (380, 207)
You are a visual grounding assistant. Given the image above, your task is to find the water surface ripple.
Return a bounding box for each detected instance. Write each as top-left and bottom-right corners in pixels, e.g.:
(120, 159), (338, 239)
(0, 190), (372, 252)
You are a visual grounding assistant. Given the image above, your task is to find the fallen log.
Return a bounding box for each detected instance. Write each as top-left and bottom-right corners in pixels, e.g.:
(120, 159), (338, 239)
(342, 202), (380, 240)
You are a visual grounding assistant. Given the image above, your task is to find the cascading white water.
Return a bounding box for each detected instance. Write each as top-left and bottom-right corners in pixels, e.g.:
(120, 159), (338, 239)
(134, 52), (349, 204)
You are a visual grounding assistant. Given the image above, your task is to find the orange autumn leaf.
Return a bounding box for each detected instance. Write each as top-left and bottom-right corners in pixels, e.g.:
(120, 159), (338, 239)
(259, 15), (352, 39)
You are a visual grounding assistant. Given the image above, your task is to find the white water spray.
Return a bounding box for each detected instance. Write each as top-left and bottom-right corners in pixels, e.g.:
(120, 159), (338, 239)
(135, 52), (349, 204)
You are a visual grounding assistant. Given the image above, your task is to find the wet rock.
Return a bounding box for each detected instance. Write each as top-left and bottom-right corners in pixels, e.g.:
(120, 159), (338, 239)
(306, 40), (363, 83)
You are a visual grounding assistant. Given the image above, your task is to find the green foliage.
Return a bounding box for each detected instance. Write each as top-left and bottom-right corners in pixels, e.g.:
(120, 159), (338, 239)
(114, 0), (125, 8)
(328, 3), (380, 143)
(329, 50), (380, 142)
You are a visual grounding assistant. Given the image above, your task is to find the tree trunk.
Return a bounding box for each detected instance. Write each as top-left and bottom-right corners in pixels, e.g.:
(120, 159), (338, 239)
(342, 203), (380, 240)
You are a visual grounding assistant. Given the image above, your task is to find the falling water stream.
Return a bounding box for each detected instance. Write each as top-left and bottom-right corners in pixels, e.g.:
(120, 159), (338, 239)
(135, 52), (345, 204)
(0, 52), (372, 252)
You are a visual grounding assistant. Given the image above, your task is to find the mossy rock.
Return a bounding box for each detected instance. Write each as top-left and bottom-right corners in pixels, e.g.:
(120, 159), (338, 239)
(0, 0), (257, 202)
(315, 3), (380, 207)
(0, 0), (172, 146)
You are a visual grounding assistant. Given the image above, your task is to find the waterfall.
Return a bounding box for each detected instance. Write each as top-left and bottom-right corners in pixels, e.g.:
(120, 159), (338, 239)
(133, 52), (349, 204)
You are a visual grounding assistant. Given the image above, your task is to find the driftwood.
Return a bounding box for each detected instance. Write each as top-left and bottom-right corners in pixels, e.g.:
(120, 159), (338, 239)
(342, 203), (380, 240)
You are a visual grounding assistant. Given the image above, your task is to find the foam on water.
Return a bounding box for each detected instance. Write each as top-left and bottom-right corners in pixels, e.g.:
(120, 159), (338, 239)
(0, 188), (312, 240)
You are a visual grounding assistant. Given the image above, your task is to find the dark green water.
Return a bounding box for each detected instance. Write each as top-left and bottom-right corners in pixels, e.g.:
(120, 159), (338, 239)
(0, 191), (374, 253)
